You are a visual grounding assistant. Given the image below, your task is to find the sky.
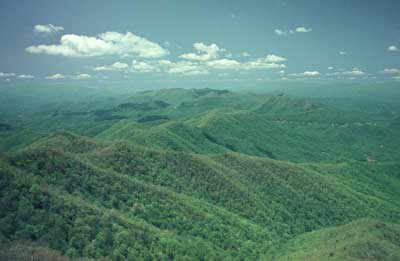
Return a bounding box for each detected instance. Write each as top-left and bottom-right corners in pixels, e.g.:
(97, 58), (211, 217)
(0, 0), (400, 88)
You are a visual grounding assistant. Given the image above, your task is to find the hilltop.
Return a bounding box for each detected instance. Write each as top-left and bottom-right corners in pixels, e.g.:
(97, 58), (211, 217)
(0, 87), (399, 260)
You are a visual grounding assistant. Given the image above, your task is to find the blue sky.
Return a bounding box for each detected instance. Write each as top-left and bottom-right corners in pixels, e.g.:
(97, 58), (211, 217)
(0, 0), (399, 87)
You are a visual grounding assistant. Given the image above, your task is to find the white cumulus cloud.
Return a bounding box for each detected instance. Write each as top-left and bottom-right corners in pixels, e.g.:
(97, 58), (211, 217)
(291, 71), (320, 76)
(387, 45), (399, 52)
(1, 73), (34, 79)
(275, 26), (312, 36)
(326, 68), (367, 78)
(132, 60), (160, 73)
(264, 54), (287, 63)
(381, 68), (400, 74)
(26, 32), (169, 58)
(206, 59), (241, 70)
(180, 42), (225, 61)
(274, 29), (288, 36)
(302, 71), (320, 76)
(93, 62), (129, 71)
(0, 72), (16, 78)
(122, 49), (286, 76)
(129, 59), (208, 76)
(166, 61), (208, 75)
(72, 73), (91, 80)
(17, 74), (34, 79)
(180, 69), (209, 76)
(34, 24), (64, 34)
(295, 27), (312, 33)
(341, 68), (365, 76)
(46, 73), (65, 80)
(243, 60), (285, 70)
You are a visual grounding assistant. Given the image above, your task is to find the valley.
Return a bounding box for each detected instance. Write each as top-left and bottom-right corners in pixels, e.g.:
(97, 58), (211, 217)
(1, 86), (399, 260)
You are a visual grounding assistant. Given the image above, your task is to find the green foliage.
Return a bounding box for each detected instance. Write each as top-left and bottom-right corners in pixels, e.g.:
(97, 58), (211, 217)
(265, 219), (400, 260)
(0, 86), (399, 260)
(1, 133), (400, 259)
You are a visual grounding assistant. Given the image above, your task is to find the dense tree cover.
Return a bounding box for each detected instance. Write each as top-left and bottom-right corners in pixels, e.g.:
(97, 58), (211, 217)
(0, 159), (234, 260)
(0, 127), (45, 152)
(2, 87), (400, 162)
(0, 241), (100, 260)
(0, 87), (400, 260)
(265, 219), (400, 260)
(1, 132), (400, 259)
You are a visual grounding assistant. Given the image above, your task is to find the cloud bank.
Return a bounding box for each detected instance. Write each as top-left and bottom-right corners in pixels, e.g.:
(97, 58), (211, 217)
(126, 53), (287, 76)
(27, 32), (169, 58)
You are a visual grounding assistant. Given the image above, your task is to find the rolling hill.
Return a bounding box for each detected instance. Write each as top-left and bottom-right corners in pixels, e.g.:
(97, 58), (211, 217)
(1, 87), (399, 260)
(265, 218), (400, 260)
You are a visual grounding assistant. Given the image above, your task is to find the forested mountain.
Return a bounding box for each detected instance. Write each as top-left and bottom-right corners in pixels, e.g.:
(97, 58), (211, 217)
(1, 86), (400, 260)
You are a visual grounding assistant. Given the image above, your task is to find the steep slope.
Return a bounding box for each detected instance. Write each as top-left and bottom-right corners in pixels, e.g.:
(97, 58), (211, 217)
(265, 219), (400, 260)
(0, 124), (45, 152)
(0, 134), (274, 260)
(0, 241), (96, 261)
(98, 120), (227, 154)
(190, 109), (400, 162)
(4, 87), (394, 162)
(1, 133), (399, 260)
(94, 90), (400, 163)
(1, 87), (400, 260)
(254, 95), (368, 123)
